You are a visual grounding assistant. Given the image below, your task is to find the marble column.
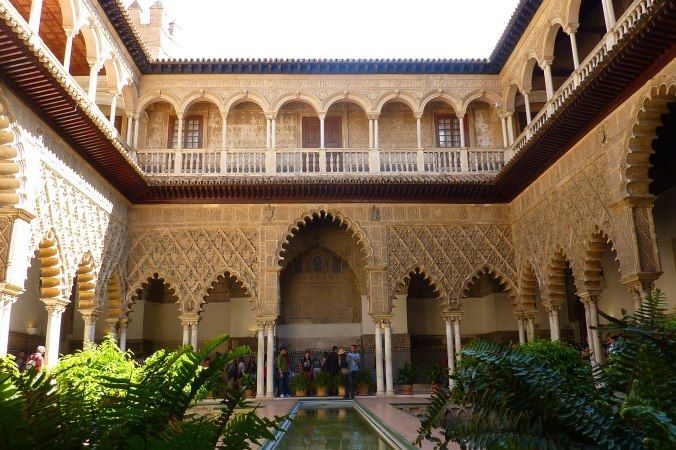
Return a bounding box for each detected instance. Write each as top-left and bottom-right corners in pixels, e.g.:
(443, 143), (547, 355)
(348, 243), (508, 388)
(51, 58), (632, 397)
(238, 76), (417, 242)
(374, 118), (379, 148)
(266, 118), (271, 149)
(383, 320), (394, 396)
(579, 293), (604, 363)
(43, 299), (68, 368)
(568, 26), (580, 69)
(500, 115), (509, 148)
(458, 115), (466, 148)
(416, 116), (422, 149)
(601, 0), (616, 31)
(523, 91), (532, 124)
(368, 118), (374, 148)
(546, 305), (561, 341)
(82, 311), (98, 348)
(132, 114), (140, 148)
(373, 321), (384, 396)
(525, 311), (536, 342)
(190, 321), (198, 349)
(109, 93), (118, 125)
(126, 114), (134, 145)
(63, 27), (75, 73)
(506, 114), (515, 145)
(542, 61), (554, 100)
(271, 118), (276, 149)
(182, 322), (190, 345)
(87, 60), (100, 103)
(0, 294), (17, 356)
(453, 316), (462, 356)
(444, 316), (455, 388)
(265, 322), (275, 398)
(319, 116), (325, 148)
(256, 325), (265, 398)
(515, 313), (526, 344)
(28, 0), (44, 34)
(118, 319), (128, 351)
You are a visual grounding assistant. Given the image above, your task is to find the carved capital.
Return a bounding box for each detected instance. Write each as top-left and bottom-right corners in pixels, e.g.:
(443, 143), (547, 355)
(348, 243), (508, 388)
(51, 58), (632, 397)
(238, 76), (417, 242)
(41, 297), (69, 314)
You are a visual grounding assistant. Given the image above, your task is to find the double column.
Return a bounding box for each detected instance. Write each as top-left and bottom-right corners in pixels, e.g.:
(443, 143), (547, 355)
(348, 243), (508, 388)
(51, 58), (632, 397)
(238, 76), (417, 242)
(254, 317), (278, 398)
(543, 301), (562, 342)
(578, 292), (604, 364)
(0, 289), (20, 356)
(371, 315), (393, 396)
(81, 310), (99, 348)
(42, 298), (69, 368)
(443, 310), (462, 388)
(180, 316), (199, 349)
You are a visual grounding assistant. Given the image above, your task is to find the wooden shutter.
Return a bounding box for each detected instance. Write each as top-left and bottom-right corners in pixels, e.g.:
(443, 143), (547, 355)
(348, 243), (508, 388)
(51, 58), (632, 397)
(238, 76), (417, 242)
(302, 117), (320, 148)
(324, 117), (342, 148)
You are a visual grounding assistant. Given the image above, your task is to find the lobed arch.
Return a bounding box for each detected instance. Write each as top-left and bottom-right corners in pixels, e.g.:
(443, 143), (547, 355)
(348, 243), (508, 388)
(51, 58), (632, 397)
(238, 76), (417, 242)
(622, 76), (676, 198)
(223, 90), (269, 116)
(271, 92), (322, 117)
(518, 262), (540, 311)
(126, 272), (179, 317)
(460, 265), (517, 304)
(460, 89), (502, 115)
(38, 229), (65, 301)
(322, 92), (373, 115)
(375, 91), (421, 116)
(178, 90), (227, 117)
(395, 266), (448, 303)
(0, 98), (20, 208)
(542, 248), (580, 306)
(135, 91), (181, 116)
(105, 270), (124, 321)
(541, 19), (567, 62)
(201, 268), (257, 314)
(275, 208), (375, 269)
(75, 251), (97, 311)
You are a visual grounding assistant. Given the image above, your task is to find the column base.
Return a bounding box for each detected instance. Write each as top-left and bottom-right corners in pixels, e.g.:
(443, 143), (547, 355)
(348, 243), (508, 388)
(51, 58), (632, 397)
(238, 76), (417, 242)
(375, 391), (386, 397)
(385, 390), (395, 397)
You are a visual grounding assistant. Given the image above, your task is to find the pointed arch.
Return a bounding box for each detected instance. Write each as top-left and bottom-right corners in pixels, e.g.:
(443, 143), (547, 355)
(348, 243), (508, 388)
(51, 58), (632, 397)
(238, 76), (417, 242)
(38, 229), (64, 301)
(178, 89), (227, 117)
(75, 251), (97, 311)
(276, 208), (374, 269)
(375, 91), (421, 116)
(622, 76), (676, 198)
(461, 265), (517, 303)
(223, 90), (269, 116)
(272, 92), (322, 117)
(322, 92), (373, 115)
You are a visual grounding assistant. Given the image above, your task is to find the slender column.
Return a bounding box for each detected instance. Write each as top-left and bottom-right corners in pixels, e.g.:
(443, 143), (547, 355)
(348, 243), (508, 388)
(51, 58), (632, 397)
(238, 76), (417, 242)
(132, 114), (140, 148)
(579, 293), (604, 363)
(118, 319), (128, 351)
(87, 60), (100, 103)
(516, 314), (526, 344)
(374, 118), (379, 148)
(444, 316), (455, 388)
(525, 311), (536, 342)
(63, 27), (75, 73)
(546, 305), (561, 341)
(265, 322), (275, 398)
(416, 116), (422, 149)
(271, 118), (276, 149)
(105, 317), (118, 343)
(256, 326), (265, 398)
(523, 91), (532, 124)
(506, 114), (515, 145)
(458, 115), (466, 148)
(383, 320), (394, 396)
(190, 322), (198, 349)
(0, 295), (16, 356)
(43, 299), (68, 368)
(174, 116), (183, 174)
(319, 116), (325, 148)
(266, 118), (271, 149)
(374, 321), (384, 396)
(453, 316), (462, 356)
(368, 118), (374, 149)
(542, 61), (554, 100)
(82, 312), (98, 348)
(28, 0), (44, 34)
(109, 93), (118, 126)
(601, 0), (616, 31)
(182, 322), (190, 345)
(500, 116), (508, 148)
(125, 114), (134, 145)
(568, 26), (580, 69)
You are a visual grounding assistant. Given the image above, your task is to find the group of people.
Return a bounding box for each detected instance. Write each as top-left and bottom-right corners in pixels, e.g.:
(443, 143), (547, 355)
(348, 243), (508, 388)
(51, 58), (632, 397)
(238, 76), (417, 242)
(275, 344), (361, 399)
(11, 345), (46, 372)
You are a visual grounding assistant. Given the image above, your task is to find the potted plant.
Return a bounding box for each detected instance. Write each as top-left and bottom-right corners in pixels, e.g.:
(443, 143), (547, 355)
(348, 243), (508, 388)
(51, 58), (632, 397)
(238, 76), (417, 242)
(241, 373), (255, 398)
(314, 372), (333, 397)
(356, 370), (372, 396)
(396, 362), (416, 395)
(290, 373), (311, 397)
(427, 364), (446, 394)
(334, 373), (346, 397)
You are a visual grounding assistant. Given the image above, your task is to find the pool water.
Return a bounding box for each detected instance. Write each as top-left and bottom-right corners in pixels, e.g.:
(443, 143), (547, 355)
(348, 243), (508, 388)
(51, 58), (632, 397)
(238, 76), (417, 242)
(275, 403), (396, 449)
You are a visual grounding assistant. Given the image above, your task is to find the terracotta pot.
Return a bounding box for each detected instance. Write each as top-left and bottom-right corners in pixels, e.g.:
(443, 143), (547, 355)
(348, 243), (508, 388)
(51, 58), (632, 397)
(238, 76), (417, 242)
(400, 384), (413, 395)
(357, 384), (369, 396)
(429, 384), (441, 395)
(294, 390), (307, 397)
(244, 389), (255, 398)
(338, 386), (346, 397)
(316, 386), (328, 397)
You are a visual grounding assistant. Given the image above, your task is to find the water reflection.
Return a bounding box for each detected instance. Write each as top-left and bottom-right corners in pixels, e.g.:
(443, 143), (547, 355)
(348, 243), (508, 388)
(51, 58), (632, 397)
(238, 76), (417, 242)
(276, 405), (394, 449)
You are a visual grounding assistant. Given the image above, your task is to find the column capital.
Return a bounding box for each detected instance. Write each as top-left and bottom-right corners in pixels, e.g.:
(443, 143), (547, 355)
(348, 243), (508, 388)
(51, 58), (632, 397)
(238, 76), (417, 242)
(564, 23), (580, 34)
(80, 308), (101, 320)
(255, 314), (278, 329)
(0, 283), (23, 304)
(41, 297), (69, 313)
(539, 58), (553, 68)
(620, 272), (661, 294)
(367, 113), (380, 121)
(443, 309), (463, 321)
(577, 291), (599, 306)
(370, 313), (393, 326)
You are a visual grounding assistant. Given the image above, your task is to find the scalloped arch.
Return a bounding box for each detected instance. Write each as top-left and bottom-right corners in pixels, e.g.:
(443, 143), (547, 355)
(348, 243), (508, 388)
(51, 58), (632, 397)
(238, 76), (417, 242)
(460, 265), (517, 303)
(126, 272), (179, 317)
(201, 268), (256, 314)
(394, 266), (448, 302)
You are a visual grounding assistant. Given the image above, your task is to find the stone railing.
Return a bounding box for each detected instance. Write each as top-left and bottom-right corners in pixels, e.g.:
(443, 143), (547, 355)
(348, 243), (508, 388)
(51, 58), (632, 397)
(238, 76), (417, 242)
(135, 147), (507, 177)
(510, 0), (655, 154)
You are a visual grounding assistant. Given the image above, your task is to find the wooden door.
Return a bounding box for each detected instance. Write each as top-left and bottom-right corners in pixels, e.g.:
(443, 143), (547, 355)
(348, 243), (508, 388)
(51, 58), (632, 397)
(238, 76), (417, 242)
(324, 116), (342, 148)
(302, 117), (320, 148)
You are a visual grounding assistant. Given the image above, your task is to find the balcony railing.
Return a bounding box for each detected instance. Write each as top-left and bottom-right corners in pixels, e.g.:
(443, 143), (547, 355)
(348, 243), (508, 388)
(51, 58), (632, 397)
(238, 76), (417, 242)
(510, 0), (655, 154)
(136, 147), (507, 177)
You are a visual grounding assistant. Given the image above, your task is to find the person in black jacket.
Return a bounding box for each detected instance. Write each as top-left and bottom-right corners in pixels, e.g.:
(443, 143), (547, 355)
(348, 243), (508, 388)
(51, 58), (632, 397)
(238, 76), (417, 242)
(325, 345), (339, 375)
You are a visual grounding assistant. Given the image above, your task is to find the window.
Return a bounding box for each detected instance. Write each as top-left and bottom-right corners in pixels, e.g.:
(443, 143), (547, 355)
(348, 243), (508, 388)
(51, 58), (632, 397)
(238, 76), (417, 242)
(168, 115), (203, 149)
(435, 115), (461, 148)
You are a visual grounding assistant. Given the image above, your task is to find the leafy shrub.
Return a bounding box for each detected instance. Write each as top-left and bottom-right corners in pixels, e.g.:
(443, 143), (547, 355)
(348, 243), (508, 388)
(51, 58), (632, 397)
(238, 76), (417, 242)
(426, 363), (447, 385)
(356, 369), (372, 386)
(396, 361), (416, 385)
(289, 373), (312, 393)
(313, 371), (334, 389)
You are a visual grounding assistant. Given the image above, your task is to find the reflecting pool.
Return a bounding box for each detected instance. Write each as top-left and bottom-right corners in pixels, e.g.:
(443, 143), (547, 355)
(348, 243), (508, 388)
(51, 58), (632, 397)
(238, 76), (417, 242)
(273, 402), (397, 449)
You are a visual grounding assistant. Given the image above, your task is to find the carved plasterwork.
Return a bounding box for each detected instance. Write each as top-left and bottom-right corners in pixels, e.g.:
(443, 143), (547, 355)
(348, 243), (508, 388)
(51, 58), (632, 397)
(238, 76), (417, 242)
(387, 224), (516, 306)
(127, 228), (259, 314)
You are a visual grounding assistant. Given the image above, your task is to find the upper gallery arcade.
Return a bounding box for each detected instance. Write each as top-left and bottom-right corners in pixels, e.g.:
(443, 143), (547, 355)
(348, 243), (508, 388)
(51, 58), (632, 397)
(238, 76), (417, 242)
(0, 0), (674, 398)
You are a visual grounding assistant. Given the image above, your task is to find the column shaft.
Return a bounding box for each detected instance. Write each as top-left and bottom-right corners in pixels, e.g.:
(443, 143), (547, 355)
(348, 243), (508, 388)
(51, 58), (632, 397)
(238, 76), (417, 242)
(271, 118), (276, 149)
(368, 119), (374, 149)
(87, 64), (99, 102)
(543, 62), (554, 100)
(569, 32), (580, 69)
(588, 301), (604, 364)
(549, 309), (560, 341)
(517, 318), (526, 344)
(28, 0), (44, 34)
(0, 299), (13, 356)
(374, 119), (379, 148)
(109, 94), (118, 125)
(458, 116), (466, 148)
(265, 324), (275, 397)
(182, 323), (190, 345)
(374, 323), (384, 396)
(256, 328), (265, 398)
(416, 117), (422, 149)
(383, 322), (394, 396)
(500, 116), (508, 147)
(507, 114), (515, 145)
(132, 115), (140, 148)
(266, 118), (271, 149)
(63, 32), (74, 73)
(524, 93), (532, 123)
(190, 323), (198, 349)
(118, 323), (128, 351)
(319, 116), (325, 148)
(453, 318), (462, 356)
(445, 319), (455, 388)
(44, 304), (65, 368)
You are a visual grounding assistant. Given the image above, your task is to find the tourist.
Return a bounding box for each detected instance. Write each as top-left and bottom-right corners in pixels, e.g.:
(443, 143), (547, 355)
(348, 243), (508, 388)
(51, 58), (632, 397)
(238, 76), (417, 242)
(345, 344), (361, 399)
(326, 346), (339, 375)
(338, 347), (349, 399)
(15, 351), (27, 372)
(320, 351), (329, 372)
(237, 357), (246, 375)
(245, 355), (256, 376)
(25, 345), (45, 372)
(300, 350), (314, 379)
(277, 347), (291, 397)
